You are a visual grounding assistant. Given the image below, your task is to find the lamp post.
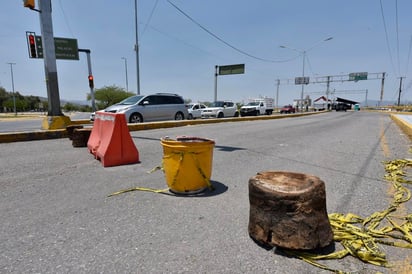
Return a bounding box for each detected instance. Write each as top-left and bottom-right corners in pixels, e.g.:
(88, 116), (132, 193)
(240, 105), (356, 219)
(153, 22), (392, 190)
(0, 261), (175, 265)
(280, 37), (333, 111)
(6, 62), (16, 116)
(121, 57), (129, 92)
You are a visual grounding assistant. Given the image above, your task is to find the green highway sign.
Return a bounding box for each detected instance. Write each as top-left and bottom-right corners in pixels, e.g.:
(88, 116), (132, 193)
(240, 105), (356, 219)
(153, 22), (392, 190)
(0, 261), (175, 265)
(34, 36), (79, 60)
(349, 72), (368, 81)
(218, 64), (245, 75)
(295, 77), (310, 85)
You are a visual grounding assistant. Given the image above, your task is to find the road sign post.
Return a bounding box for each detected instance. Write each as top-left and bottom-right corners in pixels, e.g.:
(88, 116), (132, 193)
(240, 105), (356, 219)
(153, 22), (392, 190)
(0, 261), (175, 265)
(214, 64), (245, 101)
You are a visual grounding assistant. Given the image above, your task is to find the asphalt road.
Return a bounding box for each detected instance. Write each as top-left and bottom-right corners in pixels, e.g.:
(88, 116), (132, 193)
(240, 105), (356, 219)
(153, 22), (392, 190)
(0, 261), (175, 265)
(1, 111), (411, 273)
(0, 112), (91, 133)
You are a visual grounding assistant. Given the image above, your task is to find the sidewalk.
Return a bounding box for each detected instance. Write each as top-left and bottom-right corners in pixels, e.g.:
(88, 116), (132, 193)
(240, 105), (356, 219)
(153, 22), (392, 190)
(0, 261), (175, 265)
(391, 113), (412, 140)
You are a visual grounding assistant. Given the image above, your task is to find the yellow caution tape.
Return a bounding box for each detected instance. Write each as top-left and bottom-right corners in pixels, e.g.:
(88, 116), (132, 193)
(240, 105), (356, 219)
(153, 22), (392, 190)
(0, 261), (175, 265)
(108, 186), (169, 197)
(283, 158), (412, 272)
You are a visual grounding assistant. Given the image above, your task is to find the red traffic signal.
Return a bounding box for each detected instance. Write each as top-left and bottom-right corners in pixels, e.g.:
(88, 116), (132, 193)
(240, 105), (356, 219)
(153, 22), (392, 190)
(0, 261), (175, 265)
(28, 34), (37, 58)
(88, 75), (94, 88)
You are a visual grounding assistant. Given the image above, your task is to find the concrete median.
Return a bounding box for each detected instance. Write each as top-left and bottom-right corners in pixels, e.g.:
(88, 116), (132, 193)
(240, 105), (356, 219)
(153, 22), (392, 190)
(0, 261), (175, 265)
(0, 111), (323, 143)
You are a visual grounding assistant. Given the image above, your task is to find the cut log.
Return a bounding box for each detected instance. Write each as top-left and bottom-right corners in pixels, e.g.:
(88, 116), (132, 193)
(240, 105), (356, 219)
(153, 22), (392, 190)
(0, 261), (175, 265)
(248, 171), (333, 250)
(72, 128), (91, 147)
(66, 125), (84, 140)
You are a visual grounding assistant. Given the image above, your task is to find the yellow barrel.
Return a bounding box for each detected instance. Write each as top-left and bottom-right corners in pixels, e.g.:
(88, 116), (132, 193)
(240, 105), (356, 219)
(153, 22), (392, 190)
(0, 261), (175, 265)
(160, 136), (215, 194)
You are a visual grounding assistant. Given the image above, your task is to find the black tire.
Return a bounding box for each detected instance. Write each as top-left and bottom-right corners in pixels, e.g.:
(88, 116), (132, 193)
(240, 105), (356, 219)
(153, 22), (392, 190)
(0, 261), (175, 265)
(217, 112), (224, 118)
(234, 111), (239, 117)
(188, 113), (193, 120)
(129, 113), (143, 123)
(175, 112), (184, 120)
(255, 110), (259, 116)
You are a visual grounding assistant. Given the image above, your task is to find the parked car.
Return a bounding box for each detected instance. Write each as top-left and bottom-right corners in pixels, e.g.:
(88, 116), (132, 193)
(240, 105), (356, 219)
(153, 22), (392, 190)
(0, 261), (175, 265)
(90, 93), (188, 123)
(201, 101), (239, 118)
(280, 105), (296, 114)
(187, 103), (207, 119)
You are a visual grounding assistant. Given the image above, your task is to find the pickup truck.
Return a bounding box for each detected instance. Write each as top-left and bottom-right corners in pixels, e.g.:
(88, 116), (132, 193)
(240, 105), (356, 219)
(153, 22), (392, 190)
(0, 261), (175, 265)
(240, 98), (274, 116)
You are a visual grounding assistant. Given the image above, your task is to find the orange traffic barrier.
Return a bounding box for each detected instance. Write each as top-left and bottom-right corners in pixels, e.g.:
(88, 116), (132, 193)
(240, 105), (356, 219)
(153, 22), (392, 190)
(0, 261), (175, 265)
(87, 111), (140, 167)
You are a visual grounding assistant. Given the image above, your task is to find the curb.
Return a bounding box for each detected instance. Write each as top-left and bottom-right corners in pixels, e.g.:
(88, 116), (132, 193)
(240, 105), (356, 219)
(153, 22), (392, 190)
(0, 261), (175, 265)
(0, 129), (68, 143)
(390, 114), (412, 141)
(0, 112), (322, 143)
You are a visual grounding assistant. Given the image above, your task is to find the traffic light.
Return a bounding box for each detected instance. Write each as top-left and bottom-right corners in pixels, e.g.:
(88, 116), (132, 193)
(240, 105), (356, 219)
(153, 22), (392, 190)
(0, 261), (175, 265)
(28, 34), (37, 58)
(88, 75), (94, 88)
(23, 0), (35, 9)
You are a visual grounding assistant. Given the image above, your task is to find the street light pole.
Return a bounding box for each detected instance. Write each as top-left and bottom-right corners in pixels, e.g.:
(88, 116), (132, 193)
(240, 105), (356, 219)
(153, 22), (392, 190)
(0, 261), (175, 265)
(121, 57), (129, 92)
(300, 50), (306, 110)
(7, 62), (16, 116)
(280, 37), (333, 111)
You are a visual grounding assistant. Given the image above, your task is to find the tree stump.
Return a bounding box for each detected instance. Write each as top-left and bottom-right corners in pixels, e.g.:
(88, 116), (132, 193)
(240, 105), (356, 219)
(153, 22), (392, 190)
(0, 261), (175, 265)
(66, 125), (84, 140)
(72, 128), (91, 147)
(248, 171), (333, 250)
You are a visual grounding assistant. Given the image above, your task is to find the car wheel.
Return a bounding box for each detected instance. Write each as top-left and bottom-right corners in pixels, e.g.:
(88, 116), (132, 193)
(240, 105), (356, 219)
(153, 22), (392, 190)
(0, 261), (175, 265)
(188, 113), (193, 120)
(234, 111), (239, 117)
(217, 112), (224, 118)
(255, 110), (259, 116)
(175, 112), (184, 120)
(129, 113), (143, 123)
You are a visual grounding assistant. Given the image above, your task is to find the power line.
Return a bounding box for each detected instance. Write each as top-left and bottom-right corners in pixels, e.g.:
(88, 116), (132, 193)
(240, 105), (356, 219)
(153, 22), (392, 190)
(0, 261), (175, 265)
(166, 0), (298, 63)
(395, 0), (401, 76)
(141, 0), (159, 37)
(58, 0), (75, 38)
(405, 35), (412, 76)
(379, 0), (397, 76)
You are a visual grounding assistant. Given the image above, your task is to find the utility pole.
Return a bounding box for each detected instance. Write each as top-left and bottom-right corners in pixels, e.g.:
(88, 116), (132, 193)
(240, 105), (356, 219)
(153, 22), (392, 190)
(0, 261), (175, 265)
(7, 62), (17, 116)
(134, 0), (141, 95)
(397, 77), (404, 106)
(380, 72), (385, 106)
(276, 79), (280, 110)
(39, 0), (62, 117)
(121, 57), (129, 92)
(37, 0), (72, 129)
(325, 76), (331, 110)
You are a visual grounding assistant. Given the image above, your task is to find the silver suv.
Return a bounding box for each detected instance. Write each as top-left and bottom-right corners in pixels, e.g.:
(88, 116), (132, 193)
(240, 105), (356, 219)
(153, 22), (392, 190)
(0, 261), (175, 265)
(95, 93), (188, 123)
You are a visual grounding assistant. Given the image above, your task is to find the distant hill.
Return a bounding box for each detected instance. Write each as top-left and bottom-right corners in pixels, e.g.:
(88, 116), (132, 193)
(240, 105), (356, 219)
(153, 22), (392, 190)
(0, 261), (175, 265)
(63, 99), (91, 106)
(362, 99), (408, 107)
(37, 96), (90, 106)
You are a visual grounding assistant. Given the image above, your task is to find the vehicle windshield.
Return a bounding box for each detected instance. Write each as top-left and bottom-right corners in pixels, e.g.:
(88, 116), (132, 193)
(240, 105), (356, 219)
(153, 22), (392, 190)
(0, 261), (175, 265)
(246, 102), (259, 106)
(117, 95), (145, 105)
(210, 101), (225, 107)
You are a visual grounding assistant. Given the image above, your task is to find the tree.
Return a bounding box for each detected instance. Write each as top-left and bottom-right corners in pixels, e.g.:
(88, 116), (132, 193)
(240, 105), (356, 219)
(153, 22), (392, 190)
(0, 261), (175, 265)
(0, 87), (8, 111)
(87, 85), (134, 109)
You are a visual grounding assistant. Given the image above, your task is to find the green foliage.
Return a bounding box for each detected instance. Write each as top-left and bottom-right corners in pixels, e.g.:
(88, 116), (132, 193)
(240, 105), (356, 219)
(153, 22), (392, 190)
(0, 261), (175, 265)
(0, 89), (39, 112)
(87, 85), (134, 109)
(62, 102), (92, 112)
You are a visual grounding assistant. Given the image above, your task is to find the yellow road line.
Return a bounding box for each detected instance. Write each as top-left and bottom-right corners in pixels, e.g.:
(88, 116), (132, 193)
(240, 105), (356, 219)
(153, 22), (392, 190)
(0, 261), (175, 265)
(380, 117), (391, 158)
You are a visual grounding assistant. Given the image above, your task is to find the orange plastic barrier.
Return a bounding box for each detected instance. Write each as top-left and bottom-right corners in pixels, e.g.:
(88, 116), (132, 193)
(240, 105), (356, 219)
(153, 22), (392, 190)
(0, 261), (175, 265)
(87, 111), (140, 167)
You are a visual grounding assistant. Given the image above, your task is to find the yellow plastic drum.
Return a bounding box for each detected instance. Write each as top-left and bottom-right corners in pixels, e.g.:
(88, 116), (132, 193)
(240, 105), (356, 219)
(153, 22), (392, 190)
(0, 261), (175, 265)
(161, 136), (215, 194)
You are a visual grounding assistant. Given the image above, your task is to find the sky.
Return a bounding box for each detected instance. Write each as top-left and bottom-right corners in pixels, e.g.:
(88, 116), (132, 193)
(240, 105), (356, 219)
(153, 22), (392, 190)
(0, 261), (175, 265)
(1, 0), (412, 107)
